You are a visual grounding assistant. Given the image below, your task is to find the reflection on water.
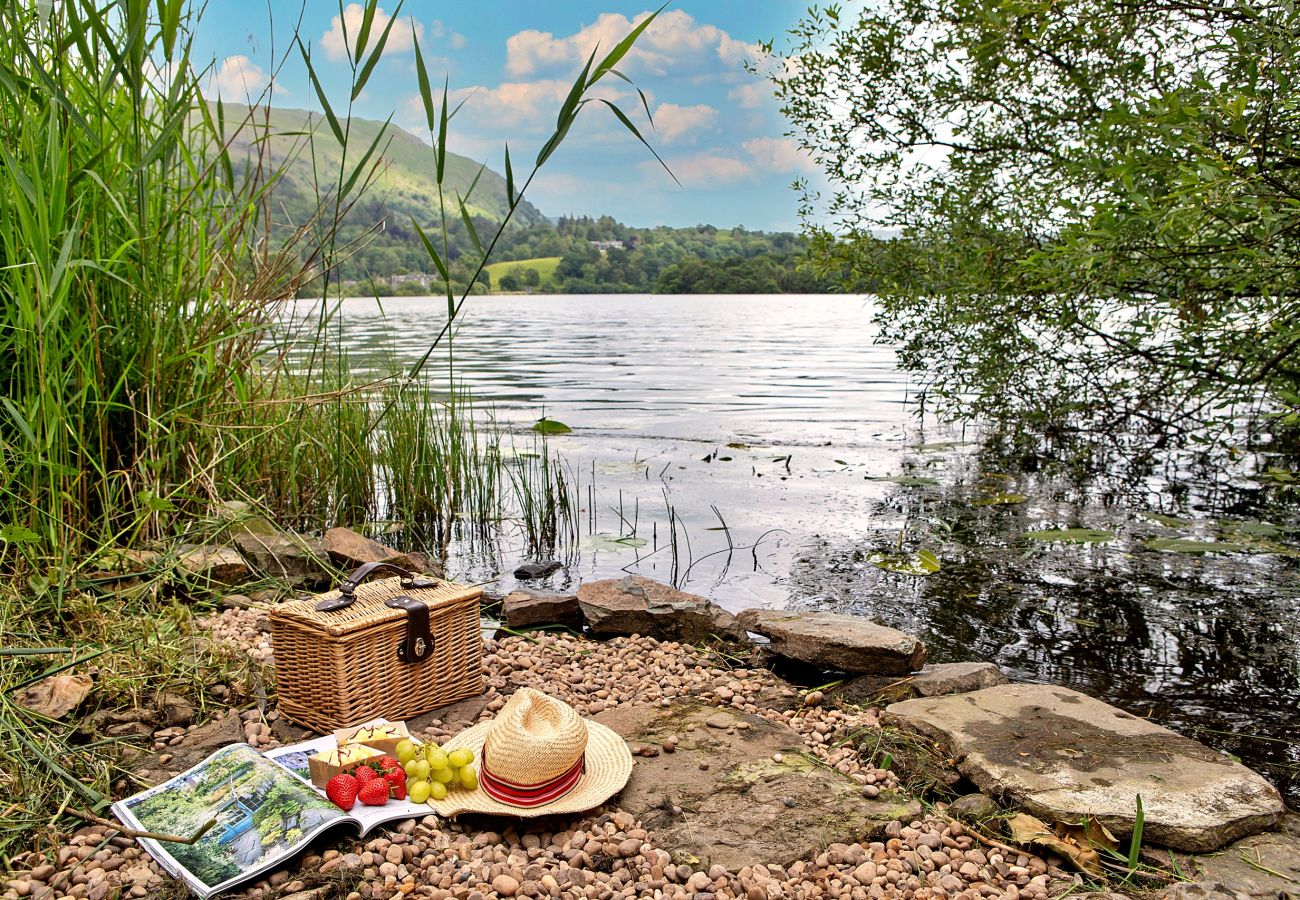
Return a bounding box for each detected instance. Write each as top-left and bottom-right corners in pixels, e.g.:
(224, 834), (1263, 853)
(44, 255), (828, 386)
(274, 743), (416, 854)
(283, 294), (1299, 805)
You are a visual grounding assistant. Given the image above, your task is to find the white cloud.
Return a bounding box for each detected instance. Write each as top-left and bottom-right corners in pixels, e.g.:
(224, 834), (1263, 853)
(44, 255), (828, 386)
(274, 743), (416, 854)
(448, 32), (467, 50)
(743, 137), (817, 174)
(426, 79), (628, 134)
(652, 103), (717, 144)
(728, 82), (769, 109)
(322, 4), (423, 62)
(644, 152), (752, 188)
(506, 10), (762, 78)
(206, 55), (270, 99)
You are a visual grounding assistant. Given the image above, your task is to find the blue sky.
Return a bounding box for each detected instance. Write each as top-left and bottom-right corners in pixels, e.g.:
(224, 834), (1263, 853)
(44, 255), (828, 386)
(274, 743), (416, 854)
(194, 1), (822, 230)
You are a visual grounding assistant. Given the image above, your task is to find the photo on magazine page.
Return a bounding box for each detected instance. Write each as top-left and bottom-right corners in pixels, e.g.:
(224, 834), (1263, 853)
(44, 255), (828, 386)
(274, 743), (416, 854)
(115, 744), (343, 896)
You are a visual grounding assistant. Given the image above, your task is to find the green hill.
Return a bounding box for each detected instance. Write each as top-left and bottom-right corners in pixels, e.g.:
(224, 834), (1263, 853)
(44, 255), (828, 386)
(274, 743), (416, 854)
(217, 104), (543, 282)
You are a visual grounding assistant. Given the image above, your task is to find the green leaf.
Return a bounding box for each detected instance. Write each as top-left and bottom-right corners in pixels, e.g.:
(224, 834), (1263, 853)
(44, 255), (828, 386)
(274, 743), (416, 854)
(1021, 528), (1115, 543)
(436, 76), (449, 185)
(504, 144), (515, 206)
(353, 0), (380, 65)
(0, 524), (40, 544)
(870, 550), (941, 575)
(580, 534), (648, 551)
(353, 2), (403, 99)
(139, 491), (176, 513)
(1141, 512), (1191, 527)
(412, 34), (437, 133)
(531, 417), (572, 435)
(411, 219), (450, 282)
(299, 43), (346, 145)
(866, 474), (940, 486)
(458, 196), (483, 257)
(1143, 537), (1250, 554)
(598, 99), (678, 186)
(590, 3), (666, 85)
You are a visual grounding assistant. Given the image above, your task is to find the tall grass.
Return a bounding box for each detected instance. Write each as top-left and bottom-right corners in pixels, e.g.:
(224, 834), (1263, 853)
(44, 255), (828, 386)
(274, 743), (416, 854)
(0, 0), (663, 856)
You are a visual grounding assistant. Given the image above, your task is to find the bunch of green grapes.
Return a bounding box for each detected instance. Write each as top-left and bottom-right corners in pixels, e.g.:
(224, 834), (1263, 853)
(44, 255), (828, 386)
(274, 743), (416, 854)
(396, 738), (478, 805)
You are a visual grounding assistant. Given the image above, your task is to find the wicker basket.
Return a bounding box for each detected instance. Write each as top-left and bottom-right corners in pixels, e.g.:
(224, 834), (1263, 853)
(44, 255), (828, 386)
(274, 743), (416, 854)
(270, 562), (483, 732)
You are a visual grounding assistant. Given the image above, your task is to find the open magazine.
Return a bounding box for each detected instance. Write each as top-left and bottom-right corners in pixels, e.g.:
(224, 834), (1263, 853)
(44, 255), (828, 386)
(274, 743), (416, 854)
(111, 728), (431, 898)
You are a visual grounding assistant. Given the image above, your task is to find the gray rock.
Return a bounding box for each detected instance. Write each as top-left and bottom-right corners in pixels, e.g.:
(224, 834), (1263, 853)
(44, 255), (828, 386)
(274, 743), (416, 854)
(836, 661), (1008, 704)
(594, 703), (917, 871)
(737, 609), (926, 675)
(886, 684), (1284, 852)
(577, 576), (746, 643)
(946, 792), (1001, 822)
(220, 594), (255, 609)
(1157, 883), (1251, 900)
(513, 559), (562, 580)
(1166, 814), (1300, 898)
(501, 589), (583, 630)
(176, 544), (250, 586)
(233, 530), (330, 587)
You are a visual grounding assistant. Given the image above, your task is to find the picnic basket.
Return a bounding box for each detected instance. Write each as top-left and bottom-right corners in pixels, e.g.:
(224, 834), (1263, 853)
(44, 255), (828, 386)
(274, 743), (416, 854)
(270, 561), (483, 732)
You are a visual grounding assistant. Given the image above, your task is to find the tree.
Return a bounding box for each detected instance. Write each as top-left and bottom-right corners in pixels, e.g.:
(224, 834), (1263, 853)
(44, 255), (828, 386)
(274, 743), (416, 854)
(771, 0), (1300, 449)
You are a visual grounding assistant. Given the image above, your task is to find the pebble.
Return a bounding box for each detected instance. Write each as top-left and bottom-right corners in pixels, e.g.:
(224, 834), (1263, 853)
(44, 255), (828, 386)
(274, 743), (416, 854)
(7, 624), (1052, 900)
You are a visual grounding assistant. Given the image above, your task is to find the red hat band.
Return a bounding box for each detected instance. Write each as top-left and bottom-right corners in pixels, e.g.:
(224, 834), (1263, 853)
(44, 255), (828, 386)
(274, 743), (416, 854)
(478, 749), (586, 808)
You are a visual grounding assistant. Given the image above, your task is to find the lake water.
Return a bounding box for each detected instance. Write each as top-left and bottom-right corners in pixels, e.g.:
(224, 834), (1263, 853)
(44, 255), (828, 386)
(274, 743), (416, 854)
(286, 293), (1300, 803)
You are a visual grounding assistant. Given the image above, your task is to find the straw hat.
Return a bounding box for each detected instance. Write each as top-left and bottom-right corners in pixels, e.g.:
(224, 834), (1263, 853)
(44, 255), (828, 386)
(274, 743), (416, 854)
(427, 687), (633, 818)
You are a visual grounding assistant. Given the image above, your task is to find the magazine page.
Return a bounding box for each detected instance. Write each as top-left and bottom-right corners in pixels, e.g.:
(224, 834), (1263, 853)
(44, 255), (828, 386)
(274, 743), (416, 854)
(111, 743), (347, 899)
(266, 734), (436, 834)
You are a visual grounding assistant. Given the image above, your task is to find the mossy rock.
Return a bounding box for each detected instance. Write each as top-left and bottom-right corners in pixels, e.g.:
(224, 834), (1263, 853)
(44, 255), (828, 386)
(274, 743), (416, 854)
(594, 703), (916, 872)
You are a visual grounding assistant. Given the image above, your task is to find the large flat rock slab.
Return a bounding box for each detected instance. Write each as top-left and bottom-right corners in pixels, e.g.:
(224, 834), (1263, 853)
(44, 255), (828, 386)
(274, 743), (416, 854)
(886, 684), (1284, 852)
(578, 576), (746, 643)
(738, 609), (926, 675)
(594, 703), (915, 871)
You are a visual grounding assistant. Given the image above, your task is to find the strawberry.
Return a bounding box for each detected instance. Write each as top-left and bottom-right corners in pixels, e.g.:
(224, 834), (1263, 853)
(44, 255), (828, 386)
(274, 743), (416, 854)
(324, 773), (359, 811)
(358, 777), (390, 806)
(377, 755), (401, 774)
(385, 767), (407, 801)
(353, 764), (378, 785)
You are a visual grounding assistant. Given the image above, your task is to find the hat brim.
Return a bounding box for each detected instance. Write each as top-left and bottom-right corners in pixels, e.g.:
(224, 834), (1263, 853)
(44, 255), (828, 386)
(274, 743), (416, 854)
(426, 718), (633, 819)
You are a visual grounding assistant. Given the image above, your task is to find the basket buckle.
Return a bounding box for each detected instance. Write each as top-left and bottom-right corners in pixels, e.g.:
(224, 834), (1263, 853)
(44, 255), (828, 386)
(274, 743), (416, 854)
(385, 594), (434, 663)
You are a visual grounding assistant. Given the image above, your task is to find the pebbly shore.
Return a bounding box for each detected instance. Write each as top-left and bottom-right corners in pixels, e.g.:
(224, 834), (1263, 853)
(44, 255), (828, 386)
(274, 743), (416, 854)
(1, 607), (1075, 900)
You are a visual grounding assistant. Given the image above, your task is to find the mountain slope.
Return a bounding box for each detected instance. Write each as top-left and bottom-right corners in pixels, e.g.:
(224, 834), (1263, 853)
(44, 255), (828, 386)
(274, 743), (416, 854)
(218, 104), (544, 229)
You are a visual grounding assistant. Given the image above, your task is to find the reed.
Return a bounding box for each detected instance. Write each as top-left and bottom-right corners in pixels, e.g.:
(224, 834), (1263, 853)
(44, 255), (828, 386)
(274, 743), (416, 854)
(0, 0), (663, 855)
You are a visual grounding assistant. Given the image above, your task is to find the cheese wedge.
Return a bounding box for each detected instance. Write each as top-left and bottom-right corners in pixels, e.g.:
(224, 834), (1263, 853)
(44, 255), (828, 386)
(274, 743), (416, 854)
(307, 743), (383, 789)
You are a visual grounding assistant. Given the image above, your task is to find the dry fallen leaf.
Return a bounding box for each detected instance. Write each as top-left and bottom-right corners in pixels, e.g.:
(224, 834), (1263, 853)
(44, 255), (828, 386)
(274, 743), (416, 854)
(1007, 812), (1105, 875)
(15, 673), (93, 719)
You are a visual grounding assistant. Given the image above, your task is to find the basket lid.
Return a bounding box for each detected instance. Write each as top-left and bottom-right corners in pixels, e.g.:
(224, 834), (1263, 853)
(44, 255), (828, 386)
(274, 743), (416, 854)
(272, 576), (482, 637)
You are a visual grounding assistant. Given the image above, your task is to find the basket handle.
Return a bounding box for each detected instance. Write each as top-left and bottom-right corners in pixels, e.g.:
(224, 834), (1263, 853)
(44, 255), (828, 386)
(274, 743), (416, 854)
(315, 561), (439, 612)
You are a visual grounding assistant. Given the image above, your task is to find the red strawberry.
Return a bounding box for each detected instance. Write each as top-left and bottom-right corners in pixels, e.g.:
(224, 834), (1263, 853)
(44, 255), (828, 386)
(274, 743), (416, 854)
(325, 774), (359, 811)
(353, 765), (378, 785)
(385, 767), (407, 800)
(377, 755), (401, 773)
(358, 777), (390, 806)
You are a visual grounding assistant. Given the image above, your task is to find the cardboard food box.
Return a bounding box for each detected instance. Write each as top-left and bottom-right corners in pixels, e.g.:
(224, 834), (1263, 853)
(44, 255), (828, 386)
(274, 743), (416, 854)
(335, 720), (412, 757)
(307, 743), (384, 789)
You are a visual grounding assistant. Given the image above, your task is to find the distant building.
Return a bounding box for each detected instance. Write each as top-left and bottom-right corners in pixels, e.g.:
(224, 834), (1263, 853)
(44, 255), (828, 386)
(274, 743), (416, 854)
(589, 239), (634, 252)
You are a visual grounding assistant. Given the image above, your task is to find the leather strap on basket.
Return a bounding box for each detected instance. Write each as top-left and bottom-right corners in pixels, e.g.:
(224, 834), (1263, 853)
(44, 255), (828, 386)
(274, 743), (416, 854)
(384, 594), (434, 663)
(315, 561), (440, 612)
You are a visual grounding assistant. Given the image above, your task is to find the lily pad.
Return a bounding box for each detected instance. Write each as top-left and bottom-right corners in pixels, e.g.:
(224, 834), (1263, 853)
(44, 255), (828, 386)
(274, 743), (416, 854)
(867, 475), (941, 487)
(1022, 528), (1115, 544)
(1221, 520), (1295, 538)
(973, 492), (1029, 507)
(1143, 537), (1251, 554)
(869, 549), (941, 576)
(1140, 512), (1191, 527)
(531, 417), (572, 435)
(580, 534), (648, 552)
(911, 440), (970, 452)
